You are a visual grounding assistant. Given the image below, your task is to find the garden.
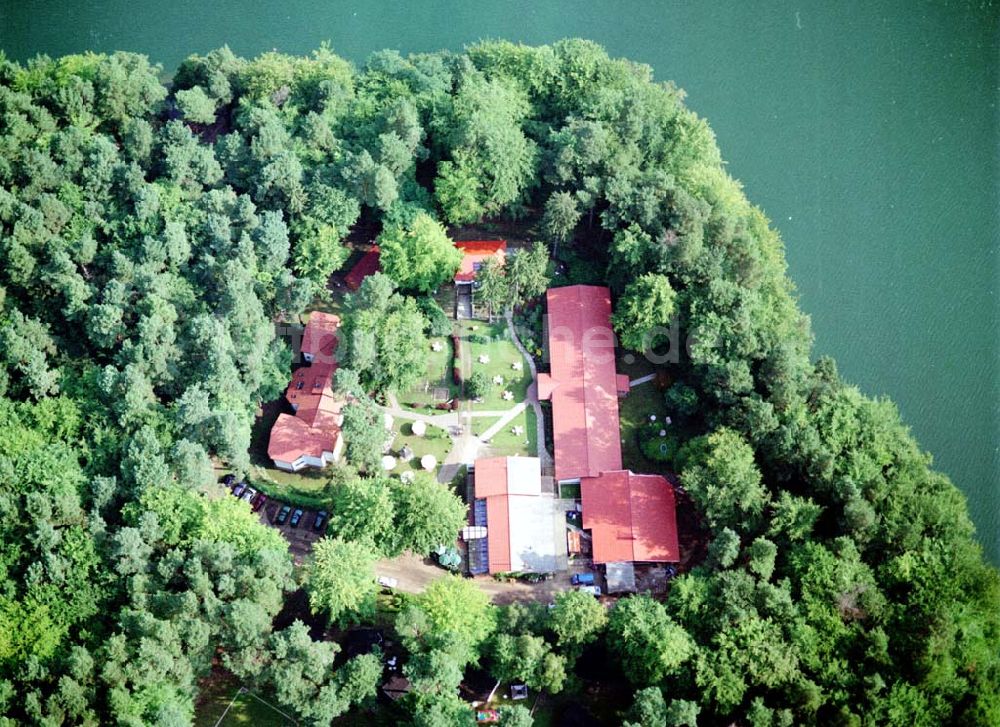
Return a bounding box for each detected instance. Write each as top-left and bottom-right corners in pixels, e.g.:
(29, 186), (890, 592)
(384, 420), (453, 475)
(461, 319), (532, 411)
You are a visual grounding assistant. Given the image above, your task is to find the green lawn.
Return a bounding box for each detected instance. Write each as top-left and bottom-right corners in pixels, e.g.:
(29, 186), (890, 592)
(195, 676), (294, 727)
(478, 407), (538, 458)
(397, 335), (459, 412)
(461, 319), (532, 411)
(618, 378), (670, 474)
(386, 420), (454, 474)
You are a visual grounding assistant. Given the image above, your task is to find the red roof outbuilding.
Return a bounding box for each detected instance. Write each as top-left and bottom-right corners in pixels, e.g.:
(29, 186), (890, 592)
(300, 312), (341, 361)
(580, 470), (680, 564)
(537, 285), (623, 482)
(344, 247), (381, 290)
(454, 240), (506, 282)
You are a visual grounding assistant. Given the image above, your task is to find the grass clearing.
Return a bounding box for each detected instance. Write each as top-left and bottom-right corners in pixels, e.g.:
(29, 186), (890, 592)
(558, 481), (581, 499)
(618, 376), (670, 475)
(461, 319), (532, 411)
(397, 336), (459, 412)
(480, 408), (537, 458)
(386, 420), (453, 474)
(195, 675), (294, 727)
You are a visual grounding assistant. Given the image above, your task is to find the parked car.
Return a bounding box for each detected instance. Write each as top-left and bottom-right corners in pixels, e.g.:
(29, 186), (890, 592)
(313, 510), (328, 531)
(251, 493), (267, 512)
(221, 474), (236, 487)
(577, 585), (601, 597)
(240, 487), (257, 502)
(231, 483), (247, 498)
(571, 572), (595, 586)
(275, 505), (291, 525)
(289, 508), (304, 528)
(377, 576), (399, 589)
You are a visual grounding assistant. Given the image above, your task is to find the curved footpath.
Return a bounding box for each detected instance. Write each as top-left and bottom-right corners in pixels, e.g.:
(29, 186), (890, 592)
(504, 310), (554, 473)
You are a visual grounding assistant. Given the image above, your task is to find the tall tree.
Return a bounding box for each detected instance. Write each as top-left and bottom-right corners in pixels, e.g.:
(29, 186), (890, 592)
(611, 273), (677, 353)
(679, 428), (770, 533)
(341, 395), (391, 472)
(506, 242), (550, 308)
(608, 595), (695, 685)
(389, 472), (467, 556)
(541, 190), (581, 255)
(377, 212), (462, 293)
(307, 537), (378, 624)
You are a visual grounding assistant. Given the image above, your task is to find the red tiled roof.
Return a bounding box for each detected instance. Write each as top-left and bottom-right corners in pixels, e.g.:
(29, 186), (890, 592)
(616, 374), (631, 394)
(538, 285), (623, 482)
(486, 494), (511, 573)
(301, 312), (341, 360)
(454, 240), (506, 282)
(344, 247), (380, 290)
(581, 470), (679, 563)
(267, 413), (339, 462)
(474, 456), (546, 574)
(475, 457), (510, 498)
(268, 313), (345, 465)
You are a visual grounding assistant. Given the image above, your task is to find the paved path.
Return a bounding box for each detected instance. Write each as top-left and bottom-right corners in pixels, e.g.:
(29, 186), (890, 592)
(478, 401), (527, 442)
(376, 313), (555, 470)
(505, 310), (554, 472)
(630, 373), (657, 387)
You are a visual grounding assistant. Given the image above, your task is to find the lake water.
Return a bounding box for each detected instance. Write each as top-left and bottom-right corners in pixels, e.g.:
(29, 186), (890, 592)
(2, 0), (997, 562)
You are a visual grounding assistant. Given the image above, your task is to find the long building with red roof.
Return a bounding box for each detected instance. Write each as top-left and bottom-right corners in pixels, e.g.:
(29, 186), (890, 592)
(267, 312), (345, 472)
(537, 285), (625, 483)
(462, 284), (682, 579)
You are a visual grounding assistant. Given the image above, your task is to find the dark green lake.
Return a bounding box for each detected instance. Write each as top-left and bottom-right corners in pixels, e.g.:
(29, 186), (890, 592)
(2, 0), (997, 561)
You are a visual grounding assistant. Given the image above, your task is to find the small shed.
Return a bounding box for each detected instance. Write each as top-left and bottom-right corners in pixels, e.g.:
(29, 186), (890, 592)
(604, 561), (637, 594)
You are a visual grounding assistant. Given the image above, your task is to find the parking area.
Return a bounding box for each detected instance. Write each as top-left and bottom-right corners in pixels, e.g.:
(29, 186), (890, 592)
(258, 500), (325, 562)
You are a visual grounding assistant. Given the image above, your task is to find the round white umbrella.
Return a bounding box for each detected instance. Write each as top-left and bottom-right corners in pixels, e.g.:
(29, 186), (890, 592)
(411, 420), (426, 437)
(420, 454), (437, 471)
(381, 455), (397, 471)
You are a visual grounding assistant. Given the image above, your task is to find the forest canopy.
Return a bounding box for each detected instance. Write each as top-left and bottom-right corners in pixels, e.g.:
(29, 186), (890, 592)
(0, 40), (996, 726)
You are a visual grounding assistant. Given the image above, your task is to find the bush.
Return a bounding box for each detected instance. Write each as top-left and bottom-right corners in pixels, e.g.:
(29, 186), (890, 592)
(466, 370), (490, 399)
(418, 297), (453, 337)
(640, 426), (680, 464)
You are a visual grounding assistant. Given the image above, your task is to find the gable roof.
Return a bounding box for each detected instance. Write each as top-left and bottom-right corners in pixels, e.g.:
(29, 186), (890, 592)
(268, 313), (345, 465)
(537, 285), (623, 482)
(344, 247), (380, 290)
(580, 470), (680, 563)
(267, 413), (340, 462)
(454, 240), (506, 282)
(301, 312), (341, 360)
(474, 457), (558, 573)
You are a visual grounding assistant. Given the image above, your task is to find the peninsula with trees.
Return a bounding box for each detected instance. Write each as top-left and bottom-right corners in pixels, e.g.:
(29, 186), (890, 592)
(0, 40), (996, 727)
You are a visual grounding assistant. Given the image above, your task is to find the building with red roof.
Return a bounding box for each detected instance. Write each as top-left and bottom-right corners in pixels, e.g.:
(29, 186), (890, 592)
(580, 470), (680, 564)
(467, 456), (565, 574)
(300, 311), (341, 363)
(537, 285), (623, 483)
(344, 247), (381, 291)
(267, 313), (346, 471)
(454, 240), (506, 284)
